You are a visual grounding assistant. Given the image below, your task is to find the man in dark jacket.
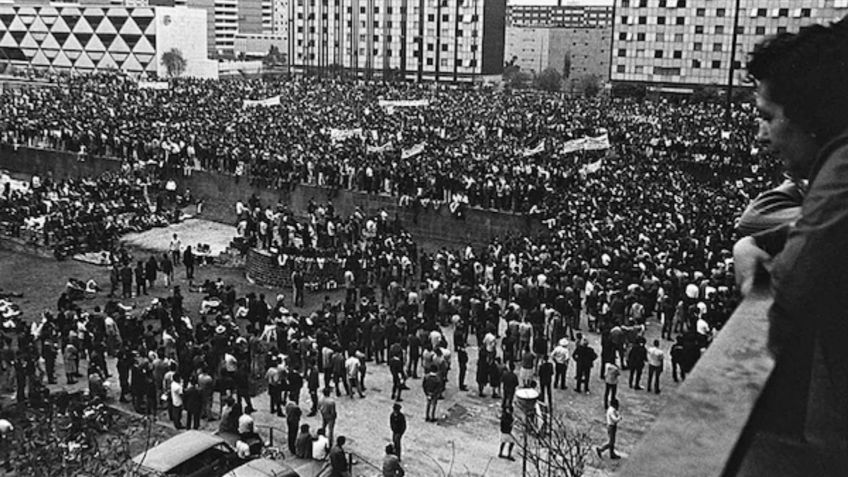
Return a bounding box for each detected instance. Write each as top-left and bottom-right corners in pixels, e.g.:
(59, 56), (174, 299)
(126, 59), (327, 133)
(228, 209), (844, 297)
(627, 338), (648, 390)
(422, 365), (443, 422)
(328, 436), (348, 477)
(389, 403), (407, 460)
(501, 365), (519, 410)
(573, 339), (598, 393)
(183, 378), (203, 429)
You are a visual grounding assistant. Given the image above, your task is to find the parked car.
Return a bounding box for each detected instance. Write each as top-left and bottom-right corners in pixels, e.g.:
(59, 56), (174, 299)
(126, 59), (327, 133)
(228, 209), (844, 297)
(131, 430), (298, 477)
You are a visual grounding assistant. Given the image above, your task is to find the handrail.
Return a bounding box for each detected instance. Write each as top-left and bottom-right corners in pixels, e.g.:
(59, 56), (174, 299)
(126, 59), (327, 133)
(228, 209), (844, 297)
(619, 288), (775, 477)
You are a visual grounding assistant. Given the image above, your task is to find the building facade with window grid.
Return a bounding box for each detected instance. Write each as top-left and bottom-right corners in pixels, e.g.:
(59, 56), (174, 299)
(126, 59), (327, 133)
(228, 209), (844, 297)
(506, 4), (612, 28)
(288, 0), (505, 82)
(611, 0), (848, 89)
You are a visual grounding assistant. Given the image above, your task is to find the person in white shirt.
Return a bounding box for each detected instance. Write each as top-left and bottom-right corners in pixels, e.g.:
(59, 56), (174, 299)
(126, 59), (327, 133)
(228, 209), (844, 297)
(596, 399), (622, 459)
(345, 355), (364, 398)
(170, 375), (184, 429)
(646, 340), (665, 394)
(551, 338), (570, 390)
(312, 428), (330, 460)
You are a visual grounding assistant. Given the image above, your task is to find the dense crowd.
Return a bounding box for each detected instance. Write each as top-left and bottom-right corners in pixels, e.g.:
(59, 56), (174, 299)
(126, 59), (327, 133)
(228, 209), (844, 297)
(0, 74), (779, 214)
(0, 167), (177, 258)
(0, 74), (785, 475)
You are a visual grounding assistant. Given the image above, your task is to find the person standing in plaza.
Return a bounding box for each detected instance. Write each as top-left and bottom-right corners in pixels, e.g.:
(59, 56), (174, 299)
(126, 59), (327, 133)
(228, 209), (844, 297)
(501, 365), (519, 410)
(457, 343), (468, 391)
(319, 387), (337, 444)
(537, 355), (554, 404)
(169, 234), (181, 267)
(170, 374), (185, 429)
(646, 339), (665, 394)
(307, 362), (320, 416)
(161, 253), (173, 287)
(286, 397), (303, 455)
(422, 365), (443, 422)
(573, 339), (596, 394)
(498, 406), (516, 461)
(389, 403), (407, 461)
(627, 338), (647, 390)
(183, 246), (195, 284)
(551, 338), (569, 390)
(603, 361), (620, 409)
(596, 399), (621, 459)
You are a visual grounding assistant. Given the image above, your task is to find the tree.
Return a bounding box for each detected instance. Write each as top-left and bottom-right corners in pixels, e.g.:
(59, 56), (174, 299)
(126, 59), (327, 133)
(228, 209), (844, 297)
(161, 48), (186, 78)
(263, 45), (283, 66)
(514, 411), (595, 477)
(578, 74), (601, 98)
(536, 67), (562, 93)
(691, 84), (722, 103)
(611, 82), (647, 100)
(503, 57), (531, 90)
(562, 52), (572, 80)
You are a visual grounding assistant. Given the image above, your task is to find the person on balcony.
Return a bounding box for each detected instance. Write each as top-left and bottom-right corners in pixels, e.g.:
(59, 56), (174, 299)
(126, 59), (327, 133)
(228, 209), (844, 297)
(734, 19), (848, 440)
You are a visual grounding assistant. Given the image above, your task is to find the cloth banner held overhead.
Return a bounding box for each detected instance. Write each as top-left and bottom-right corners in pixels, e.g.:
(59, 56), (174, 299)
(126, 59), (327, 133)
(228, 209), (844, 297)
(401, 142), (426, 159)
(560, 137), (587, 154)
(138, 81), (169, 90)
(579, 158), (604, 175)
(378, 99), (430, 109)
(367, 142), (394, 154)
(243, 95), (282, 108)
(523, 140), (546, 157)
(582, 133), (610, 151)
(329, 128), (364, 143)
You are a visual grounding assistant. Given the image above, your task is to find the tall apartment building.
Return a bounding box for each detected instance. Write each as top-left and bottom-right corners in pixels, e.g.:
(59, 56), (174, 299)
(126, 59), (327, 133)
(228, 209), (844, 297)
(288, 0), (506, 82)
(504, 25), (609, 89)
(507, 3), (612, 27)
(611, 0), (848, 90)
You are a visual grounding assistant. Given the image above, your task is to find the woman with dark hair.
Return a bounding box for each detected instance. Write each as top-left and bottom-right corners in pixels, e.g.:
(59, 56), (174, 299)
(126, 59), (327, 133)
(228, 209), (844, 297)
(734, 17), (848, 440)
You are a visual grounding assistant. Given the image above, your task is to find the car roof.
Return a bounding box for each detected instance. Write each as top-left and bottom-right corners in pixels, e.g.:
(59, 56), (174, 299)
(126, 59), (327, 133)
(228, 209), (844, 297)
(227, 459), (299, 477)
(132, 430), (229, 473)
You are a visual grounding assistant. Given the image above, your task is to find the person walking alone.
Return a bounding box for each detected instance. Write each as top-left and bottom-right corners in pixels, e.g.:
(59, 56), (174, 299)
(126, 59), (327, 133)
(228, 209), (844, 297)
(596, 399), (622, 459)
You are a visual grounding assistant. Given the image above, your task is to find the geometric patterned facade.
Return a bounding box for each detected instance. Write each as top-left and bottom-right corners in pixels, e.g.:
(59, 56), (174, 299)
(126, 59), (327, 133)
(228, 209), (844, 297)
(0, 5), (157, 73)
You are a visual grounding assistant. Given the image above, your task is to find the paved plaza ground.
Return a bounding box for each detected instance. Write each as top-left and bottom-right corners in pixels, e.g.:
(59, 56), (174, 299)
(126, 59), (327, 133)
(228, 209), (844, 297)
(0, 225), (681, 476)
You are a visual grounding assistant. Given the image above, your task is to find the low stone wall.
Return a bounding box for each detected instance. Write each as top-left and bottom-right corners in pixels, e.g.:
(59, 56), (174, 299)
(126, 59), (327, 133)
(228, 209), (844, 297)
(245, 248), (346, 289)
(0, 146), (544, 248)
(0, 235), (55, 260)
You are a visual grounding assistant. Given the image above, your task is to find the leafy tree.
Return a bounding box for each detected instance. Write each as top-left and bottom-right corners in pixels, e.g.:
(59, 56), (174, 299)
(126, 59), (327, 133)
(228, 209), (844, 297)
(579, 74), (601, 98)
(536, 67), (562, 92)
(691, 84), (722, 103)
(503, 57), (531, 90)
(263, 45), (283, 66)
(611, 82), (647, 100)
(160, 48), (186, 78)
(562, 52), (572, 79)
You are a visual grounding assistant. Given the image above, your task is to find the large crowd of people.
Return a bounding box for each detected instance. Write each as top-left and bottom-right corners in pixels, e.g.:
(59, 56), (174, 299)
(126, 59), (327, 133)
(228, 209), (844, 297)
(0, 72), (789, 475)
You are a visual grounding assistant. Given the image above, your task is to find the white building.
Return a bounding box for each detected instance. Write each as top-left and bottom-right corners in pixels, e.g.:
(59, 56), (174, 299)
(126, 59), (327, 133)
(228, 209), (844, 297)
(0, 3), (216, 77)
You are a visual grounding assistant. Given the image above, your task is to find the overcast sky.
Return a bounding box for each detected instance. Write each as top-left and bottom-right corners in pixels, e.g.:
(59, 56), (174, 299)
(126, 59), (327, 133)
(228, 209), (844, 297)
(508, 0), (615, 6)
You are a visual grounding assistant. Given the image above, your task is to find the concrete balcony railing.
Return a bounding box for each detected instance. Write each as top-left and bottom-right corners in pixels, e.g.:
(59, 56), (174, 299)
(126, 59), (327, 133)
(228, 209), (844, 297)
(619, 288), (848, 477)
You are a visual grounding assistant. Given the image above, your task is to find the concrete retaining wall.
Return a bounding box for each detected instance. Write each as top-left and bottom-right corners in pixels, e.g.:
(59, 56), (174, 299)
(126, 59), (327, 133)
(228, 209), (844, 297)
(0, 146), (543, 248)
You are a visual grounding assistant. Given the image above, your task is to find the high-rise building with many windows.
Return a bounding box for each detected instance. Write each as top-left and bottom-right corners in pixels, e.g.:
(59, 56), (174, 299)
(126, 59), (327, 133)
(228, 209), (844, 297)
(507, 3), (612, 28)
(288, 0), (506, 82)
(611, 0), (848, 90)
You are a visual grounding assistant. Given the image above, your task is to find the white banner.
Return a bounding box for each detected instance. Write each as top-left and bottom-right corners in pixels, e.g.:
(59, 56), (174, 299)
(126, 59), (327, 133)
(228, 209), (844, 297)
(243, 95), (282, 108)
(329, 128), (364, 143)
(582, 133), (611, 151)
(523, 140), (546, 157)
(560, 137), (587, 154)
(367, 142), (394, 154)
(138, 81), (169, 90)
(378, 99), (430, 108)
(401, 142), (426, 159)
(579, 159), (604, 175)
(560, 133), (611, 154)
